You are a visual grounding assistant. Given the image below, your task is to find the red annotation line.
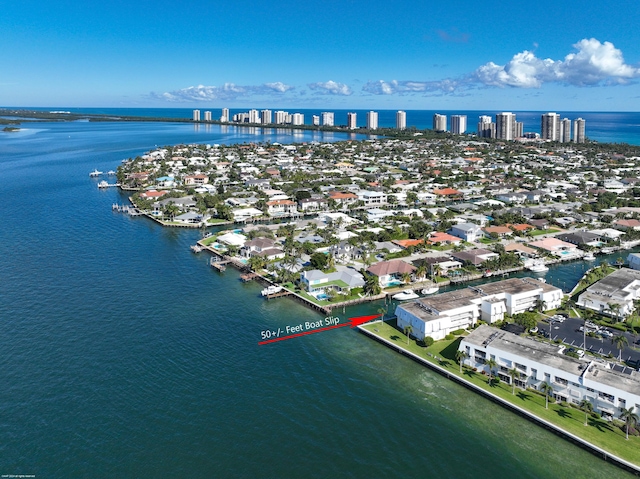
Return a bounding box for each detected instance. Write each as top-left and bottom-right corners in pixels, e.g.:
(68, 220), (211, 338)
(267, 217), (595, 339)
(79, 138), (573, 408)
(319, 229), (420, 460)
(258, 314), (381, 345)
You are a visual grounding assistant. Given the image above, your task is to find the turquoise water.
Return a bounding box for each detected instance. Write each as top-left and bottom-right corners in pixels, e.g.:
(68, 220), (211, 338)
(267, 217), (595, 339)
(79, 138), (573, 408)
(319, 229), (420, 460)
(0, 121), (635, 478)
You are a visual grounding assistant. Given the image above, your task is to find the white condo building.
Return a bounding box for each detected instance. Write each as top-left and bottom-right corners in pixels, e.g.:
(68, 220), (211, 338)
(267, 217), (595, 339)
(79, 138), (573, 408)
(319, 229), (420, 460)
(347, 112), (357, 130)
(451, 115), (467, 135)
(396, 110), (406, 130)
(477, 115), (495, 138)
(396, 277), (562, 341)
(312, 115), (320, 126)
(561, 118), (572, 143)
(321, 112), (334, 126)
(367, 111), (378, 130)
(461, 325), (640, 421)
(574, 118), (586, 143)
(291, 113), (304, 125)
(192, 110), (201, 122)
(220, 108), (229, 123)
(248, 109), (260, 124)
(541, 113), (561, 141)
(261, 109), (272, 125)
(496, 112), (516, 140)
(204, 111), (212, 121)
(274, 110), (288, 125)
(433, 113), (447, 132)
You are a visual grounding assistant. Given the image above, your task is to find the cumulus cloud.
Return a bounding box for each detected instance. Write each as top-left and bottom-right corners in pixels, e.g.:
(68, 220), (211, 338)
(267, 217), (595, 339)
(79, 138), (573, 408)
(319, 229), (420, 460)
(307, 80), (352, 95)
(153, 82), (294, 102)
(362, 79), (461, 95)
(474, 38), (640, 88)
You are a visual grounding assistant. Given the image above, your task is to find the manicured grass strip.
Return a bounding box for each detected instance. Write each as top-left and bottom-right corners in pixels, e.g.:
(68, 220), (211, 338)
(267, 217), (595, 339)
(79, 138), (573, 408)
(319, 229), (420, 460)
(361, 321), (640, 467)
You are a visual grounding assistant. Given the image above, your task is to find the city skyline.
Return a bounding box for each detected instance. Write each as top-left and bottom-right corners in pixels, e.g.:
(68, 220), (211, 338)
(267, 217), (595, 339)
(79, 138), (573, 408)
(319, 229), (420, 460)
(2, 1), (640, 111)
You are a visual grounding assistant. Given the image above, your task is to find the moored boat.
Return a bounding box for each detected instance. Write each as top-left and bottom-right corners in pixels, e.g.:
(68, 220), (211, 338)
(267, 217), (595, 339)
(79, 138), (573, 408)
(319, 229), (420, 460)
(526, 260), (549, 273)
(583, 252), (596, 261)
(261, 285), (283, 296)
(421, 286), (439, 295)
(190, 244), (203, 253)
(89, 169), (103, 177)
(392, 291), (420, 301)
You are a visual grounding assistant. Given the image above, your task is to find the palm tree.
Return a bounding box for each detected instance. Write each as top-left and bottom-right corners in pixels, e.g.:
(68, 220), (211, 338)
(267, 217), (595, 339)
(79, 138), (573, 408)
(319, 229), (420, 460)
(619, 406), (639, 440)
(403, 325), (413, 345)
(364, 274), (381, 296)
(615, 256), (625, 269)
(455, 350), (469, 373)
(579, 398), (593, 426)
(432, 263), (442, 280)
(377, 307), (387, 325)
(612, 334), (629, 361)
(508, 367), (519, 395)
(608, 302), (622, 323)
(540, 382), (554, 409)
(485, 358), (497, 384)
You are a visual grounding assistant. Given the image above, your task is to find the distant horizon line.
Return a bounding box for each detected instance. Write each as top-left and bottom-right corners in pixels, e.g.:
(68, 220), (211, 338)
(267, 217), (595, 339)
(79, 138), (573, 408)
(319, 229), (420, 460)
(2, 106), (640, 114)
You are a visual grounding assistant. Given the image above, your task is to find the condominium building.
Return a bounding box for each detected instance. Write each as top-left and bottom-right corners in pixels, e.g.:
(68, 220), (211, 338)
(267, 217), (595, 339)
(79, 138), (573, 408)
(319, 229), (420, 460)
(220, 108), (229, 123)
(396, 110), (406, 130)
(367, 111), (378, 130)
(450, 115), (467, 135)
(312, 115), (320, 126)
(274, 110), (288, 125)
(291, 113), (304, 126)
(477, 115), (495, 138)
(541, 113), (561, 141)
(461, 325), (640, 421)
(433, 113), (447, 132)
(574, 118), (586, 143)
(561, 118), (572, 143)
(261, 109), (272, 125)
(496, 112), (516, 140)
(395, 277), (562, 341)
(347, 112), (357, 130)
(248, 109), (260, 124)
(204, 111), (212, 121)
(321, 112), (334, 127)
(192, 109), (201, 122)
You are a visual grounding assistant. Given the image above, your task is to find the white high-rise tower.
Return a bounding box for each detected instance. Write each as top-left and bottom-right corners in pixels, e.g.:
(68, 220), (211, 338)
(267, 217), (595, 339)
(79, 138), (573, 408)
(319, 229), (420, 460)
(396, 110), (406, 130)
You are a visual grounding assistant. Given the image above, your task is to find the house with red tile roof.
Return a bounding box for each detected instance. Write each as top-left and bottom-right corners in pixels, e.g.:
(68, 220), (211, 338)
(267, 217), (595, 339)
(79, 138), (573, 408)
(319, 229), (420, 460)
(392, 239), (424, 249)
(427, 232), (462, 245)
(433, 187), (462, 197)
(140, 189), (169, 199)
(266, 199), (297, 215)
(367, 260), (417, 288)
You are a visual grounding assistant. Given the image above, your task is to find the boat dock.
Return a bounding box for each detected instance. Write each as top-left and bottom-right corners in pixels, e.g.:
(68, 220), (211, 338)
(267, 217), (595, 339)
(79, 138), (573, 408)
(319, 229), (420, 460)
(240, 272), (259, 282)
(210, 258), (230, 272)
(264, 290), (292, 300)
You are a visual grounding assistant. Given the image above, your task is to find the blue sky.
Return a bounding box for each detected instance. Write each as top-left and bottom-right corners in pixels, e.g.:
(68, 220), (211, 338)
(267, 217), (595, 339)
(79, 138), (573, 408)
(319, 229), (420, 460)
(3, 0), (640, 110)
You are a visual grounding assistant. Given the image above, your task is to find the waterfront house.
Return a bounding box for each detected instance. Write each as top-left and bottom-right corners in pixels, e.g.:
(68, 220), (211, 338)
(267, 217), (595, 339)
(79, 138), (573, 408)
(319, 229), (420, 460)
(367, 260), (417, 288)
(460, 325), (640, 421)
(300, 267), (365, 295)
(577, 268), (640, 319)
(556, 231), (602, 247)
(241, 237), (285, 260)
(528, 237), (578, 257)
(266, 199), (297, 216)
(450, 248), (499, 266)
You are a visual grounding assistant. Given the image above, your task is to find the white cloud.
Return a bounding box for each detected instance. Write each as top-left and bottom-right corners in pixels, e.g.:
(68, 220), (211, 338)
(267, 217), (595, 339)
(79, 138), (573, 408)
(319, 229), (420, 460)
(362, 79), (461, 95)
(307, 80), (352, 95)
(153, 82), (294, 102)
(474, 38), (640, 88)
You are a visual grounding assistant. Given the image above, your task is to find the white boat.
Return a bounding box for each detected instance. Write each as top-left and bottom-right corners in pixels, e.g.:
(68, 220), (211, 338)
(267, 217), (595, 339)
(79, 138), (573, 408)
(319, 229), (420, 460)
(393, 291), (420, 301)
(89, 169), (103, 177)
(421, 286), (439, 295)
(107, 170), (116, 175)
(583, 252), (596, 261)
(190, 244), (203, 253)
(261, 285), (283, 296)
(526, 260), (549, 273)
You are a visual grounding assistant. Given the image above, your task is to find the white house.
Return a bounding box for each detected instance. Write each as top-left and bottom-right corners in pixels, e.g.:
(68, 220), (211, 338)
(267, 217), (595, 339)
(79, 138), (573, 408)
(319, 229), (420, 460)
(577, 268), (640, 320)
(449, 223), (483, 242)
(396, 277), (562, 341)
(461, 325), (640, 420)
(357, 190), (387, 207)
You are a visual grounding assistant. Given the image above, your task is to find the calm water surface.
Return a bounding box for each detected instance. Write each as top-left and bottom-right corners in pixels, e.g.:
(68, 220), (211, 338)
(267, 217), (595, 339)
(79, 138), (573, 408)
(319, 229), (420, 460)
(0, 122), (635, 478)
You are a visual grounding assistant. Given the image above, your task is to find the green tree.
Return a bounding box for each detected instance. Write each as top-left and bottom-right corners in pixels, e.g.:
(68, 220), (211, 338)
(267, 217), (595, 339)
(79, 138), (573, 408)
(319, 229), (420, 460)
(619, 406), (639, 440)
(485, 358), (497, 384)
(363, 273), (381, 296)
(309, 252), (329, 270)
(508, 367), (519, 395)
(579, 399), (593, 426)
(540, 382), (554, 409)
(455, 350), (469, 374)
(377, 307), (387, 324)
(403, 325), (413, 345)
(612, 334), (629, 361)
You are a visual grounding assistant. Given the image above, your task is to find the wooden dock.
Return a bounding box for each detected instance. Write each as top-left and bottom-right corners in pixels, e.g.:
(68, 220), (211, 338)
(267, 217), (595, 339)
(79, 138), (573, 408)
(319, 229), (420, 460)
(240, 272), (259, 282)
(210, 259), (230, 272)
(264, 290), (293, 300)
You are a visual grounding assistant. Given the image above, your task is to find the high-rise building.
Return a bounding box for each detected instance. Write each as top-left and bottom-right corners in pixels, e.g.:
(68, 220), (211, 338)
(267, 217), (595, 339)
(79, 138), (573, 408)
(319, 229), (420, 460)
(450, 115), (467, 135)
(573, 118), (586, 143)
(347, 112), (357, 130)
(496, 112), (516, 140)
(541, 113), (561, 141)
(261, 109), (272, 125)
(312, 115), (320, 126)
(561, 118), (572, 143)
(248, 109), (260, 124)
(291, 113), (304, 125)
(396, 110), (406, 130)
(515, 121), (524, 139)
(192, 109), (201, 122)
(477, 115), (495, 138)
(367, 111), (378, 130)
(321, 112), (334, 126)
(204, 111), (212, 121)
(220, 108), (229, 122)
(274, 110), (288, 124)
(433, 113), (447, 132)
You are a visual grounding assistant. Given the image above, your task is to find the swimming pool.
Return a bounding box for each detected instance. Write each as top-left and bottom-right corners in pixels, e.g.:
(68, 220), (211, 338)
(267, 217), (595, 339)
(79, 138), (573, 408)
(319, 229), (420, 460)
(316, 293), (329, 300)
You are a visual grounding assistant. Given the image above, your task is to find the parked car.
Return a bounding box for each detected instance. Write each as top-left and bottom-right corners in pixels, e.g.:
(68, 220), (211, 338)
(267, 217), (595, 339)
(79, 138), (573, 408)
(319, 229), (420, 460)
(530, 327), (539, 334)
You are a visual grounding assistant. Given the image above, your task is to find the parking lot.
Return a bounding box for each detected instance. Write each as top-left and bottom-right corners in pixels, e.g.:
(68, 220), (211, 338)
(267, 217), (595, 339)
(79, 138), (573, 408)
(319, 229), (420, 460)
(537, 316), (640, 366)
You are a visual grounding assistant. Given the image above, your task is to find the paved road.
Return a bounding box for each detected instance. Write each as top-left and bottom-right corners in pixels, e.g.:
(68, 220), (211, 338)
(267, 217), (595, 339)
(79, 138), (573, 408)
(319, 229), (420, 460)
(538, 316), (640, 366)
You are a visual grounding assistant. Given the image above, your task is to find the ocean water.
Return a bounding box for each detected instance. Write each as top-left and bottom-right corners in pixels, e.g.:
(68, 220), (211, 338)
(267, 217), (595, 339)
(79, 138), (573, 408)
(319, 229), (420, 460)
(17, 107), (640, 145)
(0, 121), (636, 478)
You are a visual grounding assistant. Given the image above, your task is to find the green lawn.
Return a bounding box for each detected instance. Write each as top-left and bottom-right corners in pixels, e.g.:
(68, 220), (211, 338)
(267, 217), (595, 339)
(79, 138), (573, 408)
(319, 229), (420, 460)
(207, 218), (228, 224)
(360, 321), (640, 466)
(529, 228), (560, 236)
